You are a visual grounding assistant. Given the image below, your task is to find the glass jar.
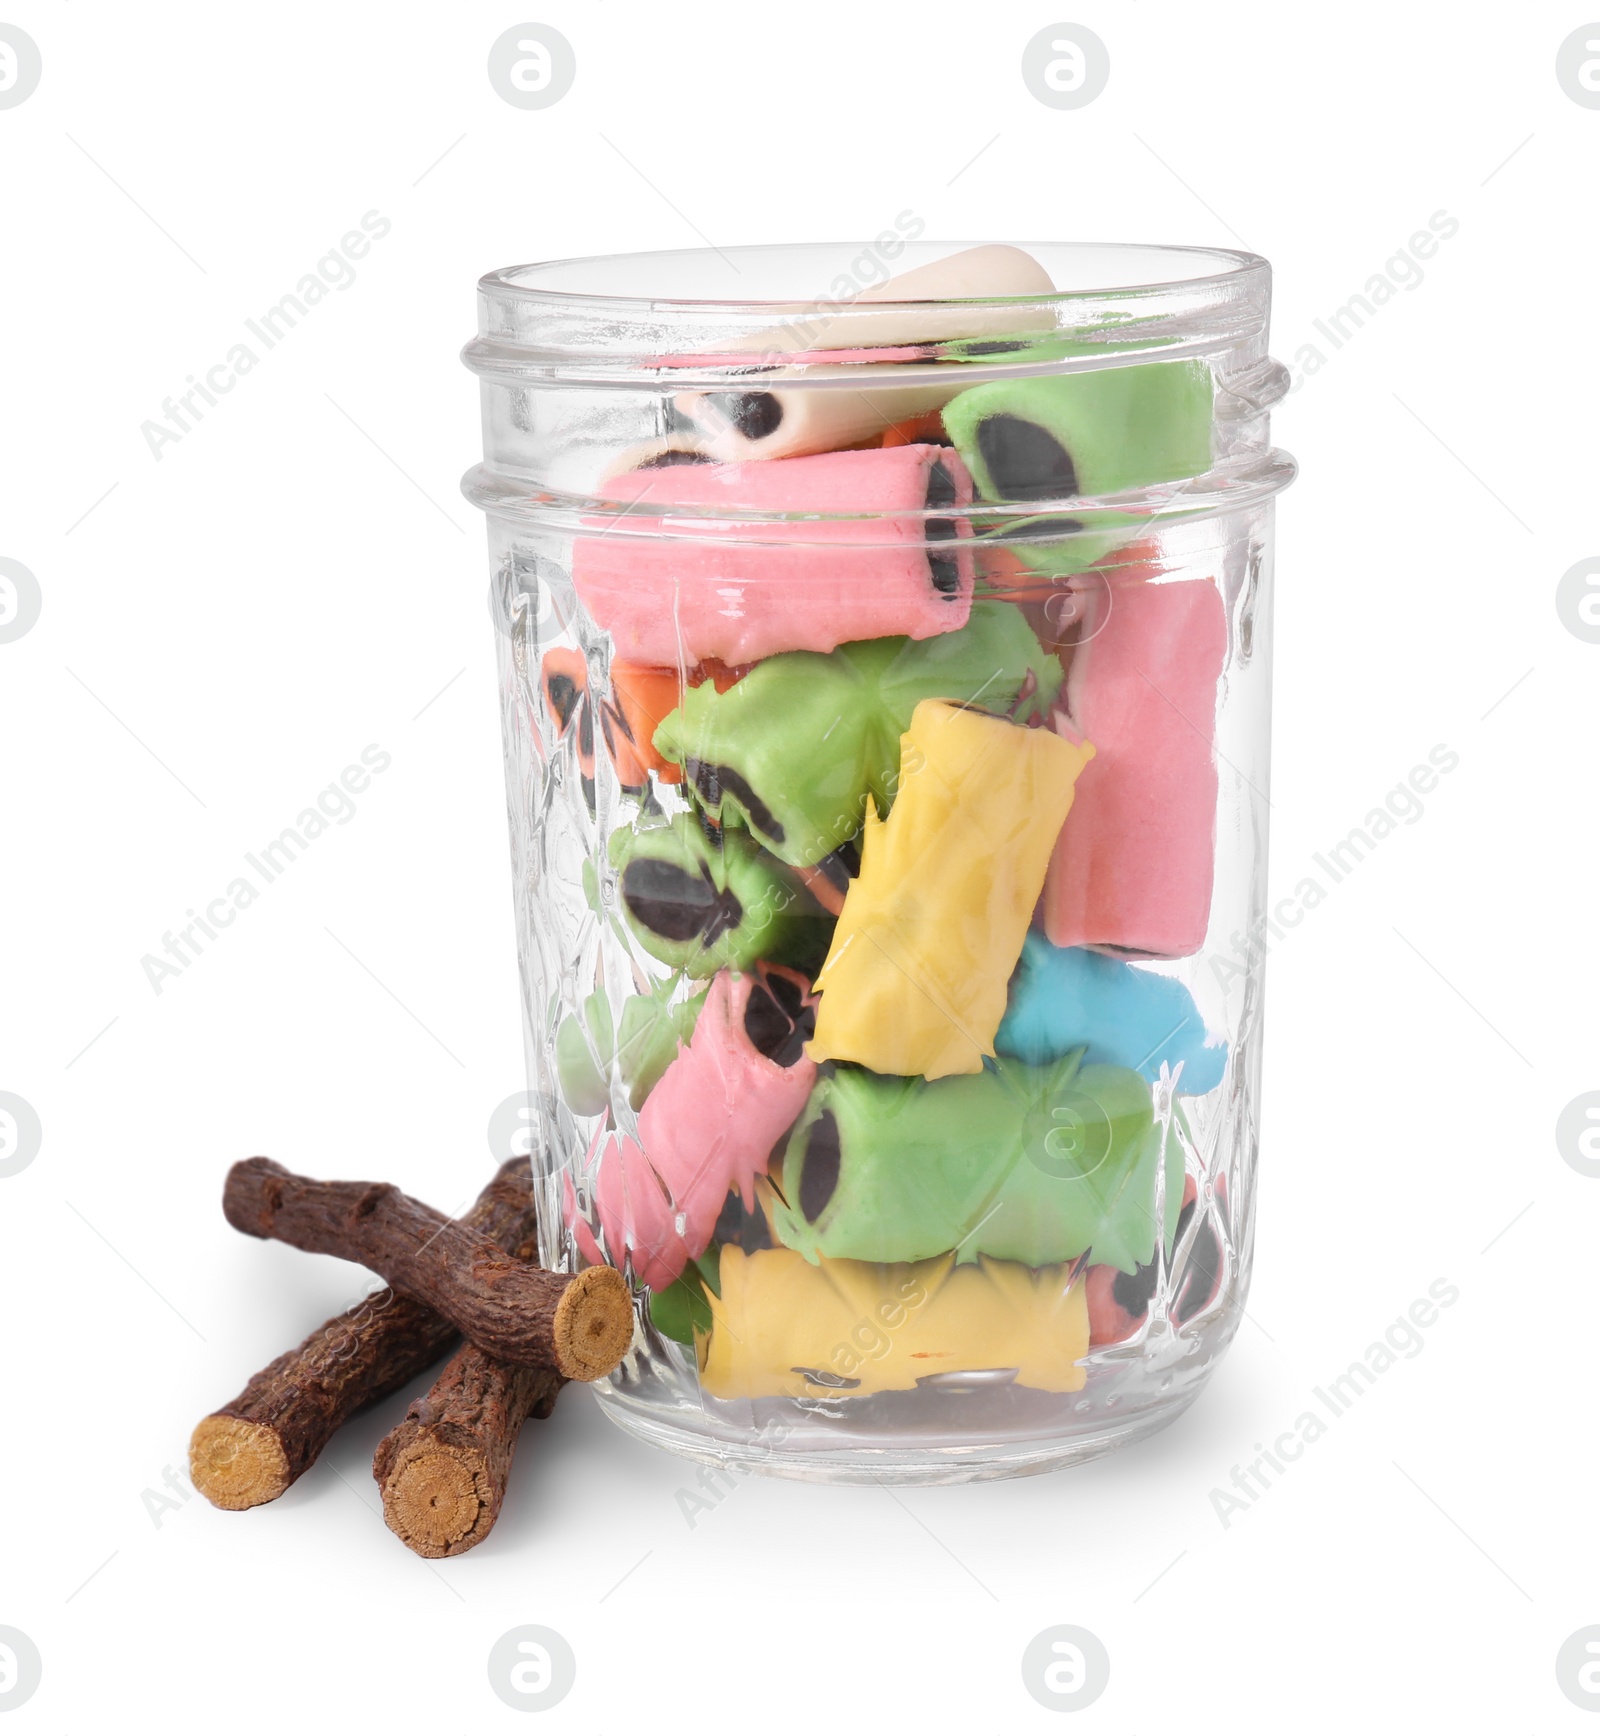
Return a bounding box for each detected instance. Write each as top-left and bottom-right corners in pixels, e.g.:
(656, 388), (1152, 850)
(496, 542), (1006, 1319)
(462, 241), (1295, 1484)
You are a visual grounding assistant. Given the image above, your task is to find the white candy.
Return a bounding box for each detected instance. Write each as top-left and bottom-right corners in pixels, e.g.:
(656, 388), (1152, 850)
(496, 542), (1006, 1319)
(674, 245), (1058, 461)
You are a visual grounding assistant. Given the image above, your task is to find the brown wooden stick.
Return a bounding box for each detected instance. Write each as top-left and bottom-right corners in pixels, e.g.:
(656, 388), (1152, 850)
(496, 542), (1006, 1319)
(190, 1159), (541, 1511)
(373, 1346), (565, 1558)
(221, 1156), (633, 1380)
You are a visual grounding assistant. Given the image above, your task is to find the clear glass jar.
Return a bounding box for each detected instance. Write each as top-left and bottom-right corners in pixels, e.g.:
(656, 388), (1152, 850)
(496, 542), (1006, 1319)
(462, 241), (1295, 1484)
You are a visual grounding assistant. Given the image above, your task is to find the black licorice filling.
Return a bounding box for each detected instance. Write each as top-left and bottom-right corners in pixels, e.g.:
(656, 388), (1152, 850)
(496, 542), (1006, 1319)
(543, 671), (581, 729)
(1111, 1199), (1196, 1319)
(687, 757), (786, 845)
(922, 458), (964, 595)
(711, 1191), (743, 1249)
(689, 757), (719, 811)
(635, 448), (714, 469)
(812, 849), (853, 895)
(597, 694), (639, 766)
(741, 1198), (774, 1253)
(926, 519), (961, 595)
(743, 981), (792, 1066)
(925, 459), (959, 510)
(742, 970), (813, 1069)
(798, 1110), (842, 1223)
(620, 856), (743, 946)
(1174, 1219), (1222, 1323)
(763, 969), (804, 1024)
(713, 1187), (776, 1255)
(1111, 1254), (1160, 1319)
(975, 412), (1079, 502)
(706, 390), (783, 441)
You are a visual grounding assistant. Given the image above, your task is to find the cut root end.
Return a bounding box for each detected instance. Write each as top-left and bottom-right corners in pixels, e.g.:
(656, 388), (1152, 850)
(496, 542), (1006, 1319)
(552, 1265), (635, 1381)
(381, 1449), (487, 1557)
(189, 1415), (291, 1510)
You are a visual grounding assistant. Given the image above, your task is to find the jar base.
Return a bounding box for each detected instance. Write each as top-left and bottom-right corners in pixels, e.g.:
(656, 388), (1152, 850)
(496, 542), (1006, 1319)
(594, 1379), (1207, 1486)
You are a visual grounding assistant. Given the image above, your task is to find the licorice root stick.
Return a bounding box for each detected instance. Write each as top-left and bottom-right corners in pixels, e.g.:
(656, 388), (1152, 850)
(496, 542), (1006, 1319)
(373, 1344), (565, 1558)
(220, 1156), (633, 1379)
(190, 1158), (540, 1511)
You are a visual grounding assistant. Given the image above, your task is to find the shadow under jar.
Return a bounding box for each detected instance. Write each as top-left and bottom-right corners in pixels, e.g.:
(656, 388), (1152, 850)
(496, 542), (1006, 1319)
(462, 241), (1295, 1484)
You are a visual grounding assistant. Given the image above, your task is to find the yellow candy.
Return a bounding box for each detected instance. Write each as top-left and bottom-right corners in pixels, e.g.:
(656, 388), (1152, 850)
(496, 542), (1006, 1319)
(699, 1246), (1089, 1399)
(808, 700), (1093, 1078)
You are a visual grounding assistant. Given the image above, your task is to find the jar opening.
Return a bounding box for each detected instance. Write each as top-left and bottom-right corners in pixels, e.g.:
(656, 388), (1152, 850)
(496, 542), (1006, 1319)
(484, 240), (1263, 309)
(463, 240), (1292, 529)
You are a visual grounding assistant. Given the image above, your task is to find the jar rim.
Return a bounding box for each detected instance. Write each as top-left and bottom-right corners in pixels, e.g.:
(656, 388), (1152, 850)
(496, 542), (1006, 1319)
(478, 240), (1267, 312)
(463, 241), (1292, 530)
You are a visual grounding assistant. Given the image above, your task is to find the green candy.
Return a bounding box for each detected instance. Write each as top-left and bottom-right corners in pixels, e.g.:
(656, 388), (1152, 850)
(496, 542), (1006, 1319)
(648, 1254), (718, 1345)
(555, 989), (614, 1117)
(939, 334), (1104, 366)
(652, 602), (1063, 867)
(943, 361), (1214, 576)
(555, 982), (707, 1115)
(609, 812), (832, 978)
(771, 1053), (1181, 1274)
(616, 989), (706, 1103)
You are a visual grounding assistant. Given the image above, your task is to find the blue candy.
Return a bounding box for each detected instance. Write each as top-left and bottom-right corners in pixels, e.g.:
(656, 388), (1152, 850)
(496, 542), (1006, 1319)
(995, 934), (1227, 1094)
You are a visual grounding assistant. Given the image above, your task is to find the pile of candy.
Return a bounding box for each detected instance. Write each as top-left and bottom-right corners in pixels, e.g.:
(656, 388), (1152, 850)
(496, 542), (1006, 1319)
(549, 247), (1230, 1403)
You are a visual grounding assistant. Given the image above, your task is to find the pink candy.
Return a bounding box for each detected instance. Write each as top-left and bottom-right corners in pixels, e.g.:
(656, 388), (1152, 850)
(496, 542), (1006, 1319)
(571, 444), (974, 665)
(568, 968), (817, 1290)
(569, 1132), (685, 1294)
(1042, 566), (1228, 960)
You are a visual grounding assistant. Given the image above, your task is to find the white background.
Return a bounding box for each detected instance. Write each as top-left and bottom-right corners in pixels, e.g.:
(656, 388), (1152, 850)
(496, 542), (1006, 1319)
(2, 1), (1596, 1727)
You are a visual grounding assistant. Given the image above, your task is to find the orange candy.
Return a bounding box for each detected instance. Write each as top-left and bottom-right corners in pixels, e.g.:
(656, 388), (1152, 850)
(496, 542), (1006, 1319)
(876, 409), (950, 448)
(541, 651), (746, 790)
(602, 662), (686, 786)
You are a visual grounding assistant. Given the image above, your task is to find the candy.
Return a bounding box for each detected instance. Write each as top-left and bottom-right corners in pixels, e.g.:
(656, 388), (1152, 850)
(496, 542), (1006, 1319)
(996, 933), (1227, 1093)
(572, 445), (975, 666)
(637, 963), (816, 1211)
(600, 438), (715, 477)
(1083, 1257), (1149, 1346)
(940, 334), (1098, 366)
(610, 813), (832, 978)
(771, 1052), (1179, 1273)
(876, 409), (952, 449)
(808, 700), (1093, 1078)
(1041, 572), (1227, 958)
(570, 966), (817, 1289)
(653, 602), (1063, 868)
(942, 360), (1214, 576)
(673, 245), (1059, 462)
(708, 1180), (781, 1256)
(555, 988), (616, 1117)
(698, 1247), (1089, 1399)
(613, 988), (707, 1104)
(602, 662), (687, 788)
(1085, 1175), (1225, 1344)
(789, 845), (857, 917)
(648, 1258), (717, 1345)
(601, 659), (747, 790)
(569, 1134), (685, 1292)
(944, 360), (1214, 502)
(539, 647), (595, 804)
(540, 648), (731, 794)
(1170, 1193), (1225, 1323)
(555, 983), (707, 1115)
